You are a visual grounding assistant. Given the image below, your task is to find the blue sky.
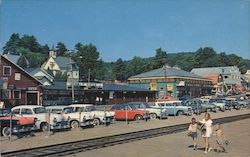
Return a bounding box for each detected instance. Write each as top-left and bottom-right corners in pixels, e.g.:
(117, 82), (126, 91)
(0, 0), (249, 61)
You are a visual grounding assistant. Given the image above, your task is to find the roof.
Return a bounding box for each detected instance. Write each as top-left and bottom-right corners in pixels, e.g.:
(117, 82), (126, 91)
(103, 83), (151, 92)
(129, 67), (207, 80)
(3, 54), (21, 64)
(44, 81), (68, 90)
(1, 55), (42, 85)
(191, 66), (240, 75)
(54, 56), (78, 70)
(25, 67), (54, 80)
(201, 74), (221, 84)
(44, 81), (152, 92)
(12, 105), (44, 109)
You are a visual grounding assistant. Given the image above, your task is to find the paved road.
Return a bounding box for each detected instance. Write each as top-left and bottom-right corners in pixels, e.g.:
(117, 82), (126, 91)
(70, 118), (250, 157)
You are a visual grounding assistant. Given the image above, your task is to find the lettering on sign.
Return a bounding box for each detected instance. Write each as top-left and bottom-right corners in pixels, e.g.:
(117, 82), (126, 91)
(28, 87), (37, 91)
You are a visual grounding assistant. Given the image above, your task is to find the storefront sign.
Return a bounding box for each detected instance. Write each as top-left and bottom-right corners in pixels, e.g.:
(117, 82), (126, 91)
(150, 83), (157, 91)
(27, 87), (38, 91)
(167, 84), (174, 91)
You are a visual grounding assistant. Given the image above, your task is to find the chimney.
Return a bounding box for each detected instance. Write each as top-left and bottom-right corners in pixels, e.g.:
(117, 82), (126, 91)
(49, 50), (57, 58)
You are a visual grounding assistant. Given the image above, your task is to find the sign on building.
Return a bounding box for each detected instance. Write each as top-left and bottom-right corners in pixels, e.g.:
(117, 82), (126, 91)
(150, 83), (157, 91)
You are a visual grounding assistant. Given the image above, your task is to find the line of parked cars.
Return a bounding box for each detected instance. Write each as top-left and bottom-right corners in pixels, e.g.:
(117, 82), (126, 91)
(1, 96), (249, 137)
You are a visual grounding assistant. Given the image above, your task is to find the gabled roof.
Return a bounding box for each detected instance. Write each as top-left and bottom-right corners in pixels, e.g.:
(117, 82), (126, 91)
(54, 56), (78, 70)
(0, 55), (42, 85)
(129, 67), (207, 80)
(25, 67), (54, 80)
(3, 54), (21, 64)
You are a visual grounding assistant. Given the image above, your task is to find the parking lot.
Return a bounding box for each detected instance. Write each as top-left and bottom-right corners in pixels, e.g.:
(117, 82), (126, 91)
(0, 109), (249, 154)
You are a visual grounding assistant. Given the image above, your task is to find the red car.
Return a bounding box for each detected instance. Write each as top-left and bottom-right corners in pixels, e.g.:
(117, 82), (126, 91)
(0, 109), (36, 136)
(110, 103), (149, 120)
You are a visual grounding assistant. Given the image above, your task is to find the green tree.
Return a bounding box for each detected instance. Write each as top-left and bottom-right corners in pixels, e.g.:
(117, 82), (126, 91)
(153, 48), (167, 69)
(41, 44), (50, 56)
(55, 42), (67, 56)
(74, 43), (100, 80)
(20, 35), (42, 52)
(3, 33), (21, 54)
(113, 58), (127, 81)
(17, 55), (29, 69)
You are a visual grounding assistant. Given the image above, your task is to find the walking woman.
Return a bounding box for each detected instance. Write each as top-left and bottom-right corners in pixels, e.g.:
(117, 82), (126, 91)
(200, 113), (213, 154)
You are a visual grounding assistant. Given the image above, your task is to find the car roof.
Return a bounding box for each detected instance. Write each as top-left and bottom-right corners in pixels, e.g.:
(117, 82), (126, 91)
(156, 100), (182, 103)
(12, 105), (45, 109)
(45, 106), (69, 109)
(70, 104), (93, 107)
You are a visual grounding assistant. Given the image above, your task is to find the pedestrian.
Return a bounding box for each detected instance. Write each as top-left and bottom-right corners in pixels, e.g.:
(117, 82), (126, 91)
(199, 113), (213, 154)
(213, 123), (229, 153)
(188, 117), (198, 150)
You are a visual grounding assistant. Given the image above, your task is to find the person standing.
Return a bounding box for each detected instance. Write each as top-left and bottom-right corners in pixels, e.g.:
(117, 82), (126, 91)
(188, 118), (198, 150)
(200, 113), (213, 154)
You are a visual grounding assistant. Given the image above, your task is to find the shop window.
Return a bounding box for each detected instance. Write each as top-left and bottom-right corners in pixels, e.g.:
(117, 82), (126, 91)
(15, 73), (21, 80)
(13, 90), (21, 99)
(3, 66), (11, 76)
(2, 90), (11, 99)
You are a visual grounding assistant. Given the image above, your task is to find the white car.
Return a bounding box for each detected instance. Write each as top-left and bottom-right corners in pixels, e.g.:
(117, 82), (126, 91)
(59, 106), (95, 129)
(209, 99), (226, 111)
(69, 104), (115, 126)
(11, 105), (70, 132)
(125, 102), (168, 119)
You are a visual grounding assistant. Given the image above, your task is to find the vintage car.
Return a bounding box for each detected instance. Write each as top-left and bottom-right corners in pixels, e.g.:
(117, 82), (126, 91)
(152, 100), (192, 116)
(0, 109), (36, 137)
(209, 99), (226, 111)
(110, 103), (150, 121)
(182, 100), (205, 114)
(11, 105), (70, 132)
(46, 105), (95, 128)
(124, 102), (168, 119)
(69, 104), (115, 126)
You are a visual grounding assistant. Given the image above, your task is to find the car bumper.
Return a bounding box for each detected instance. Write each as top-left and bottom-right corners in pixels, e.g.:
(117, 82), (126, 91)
(12, 125), (37, 133)
(51, 121), (70, 130)
(80, 119), (94, 127)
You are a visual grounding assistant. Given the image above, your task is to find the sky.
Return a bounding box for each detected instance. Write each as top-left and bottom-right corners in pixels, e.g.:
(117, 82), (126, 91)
(0, 0), (249, 61)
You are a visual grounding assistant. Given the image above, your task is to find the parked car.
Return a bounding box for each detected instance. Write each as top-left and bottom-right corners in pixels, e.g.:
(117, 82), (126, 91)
(199, 99), (218, 112)
(11, 105), (70, 132)
(125, 102), (168, 119)
(110, 103), (150, 121)
(182, 100), (205, 114)
(209, 99), (226, 111)
(43, 97), (72, 106)
(62, 106), (95, 128)
(0, 109), (36, 137)
(69, 104), (115, 126)
(152, 100), (192, 116)
(236, 99), (250, 109)
(178, 95), (193, 101)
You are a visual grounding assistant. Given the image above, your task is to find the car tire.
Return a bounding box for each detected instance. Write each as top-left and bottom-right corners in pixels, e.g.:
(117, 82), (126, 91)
(177, 110), (184, 116)
(70, 120), (79, 129)
(93, 118), (101, 126)
(149, 113), (157, 120)
(2, 126), (11, 137)
(134, 114), (143, 121)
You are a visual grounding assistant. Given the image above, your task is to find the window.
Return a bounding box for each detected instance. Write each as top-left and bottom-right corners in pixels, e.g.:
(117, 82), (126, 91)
(3, 66), (11, 76)
(13, 90), (21, 99)
(21, 108), (33, 115)
(2, 90), (11, 99)
(12, 109), (20, 115)
(15, 73), (21, 80)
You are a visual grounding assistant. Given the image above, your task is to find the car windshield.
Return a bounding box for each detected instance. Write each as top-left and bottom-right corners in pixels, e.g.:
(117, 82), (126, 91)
(34, 107), (46, 114)
(85, 106), (96, 111)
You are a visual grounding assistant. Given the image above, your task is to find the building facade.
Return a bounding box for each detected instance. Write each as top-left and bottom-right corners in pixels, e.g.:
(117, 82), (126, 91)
(128, 66), (212, 98)
(0, 55), (43, 108)
(191, 66), (243, 94)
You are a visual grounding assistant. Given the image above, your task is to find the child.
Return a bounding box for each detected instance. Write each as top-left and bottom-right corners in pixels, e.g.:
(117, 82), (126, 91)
(213, 124), (229, 153)
(188, 118), (198, 150)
